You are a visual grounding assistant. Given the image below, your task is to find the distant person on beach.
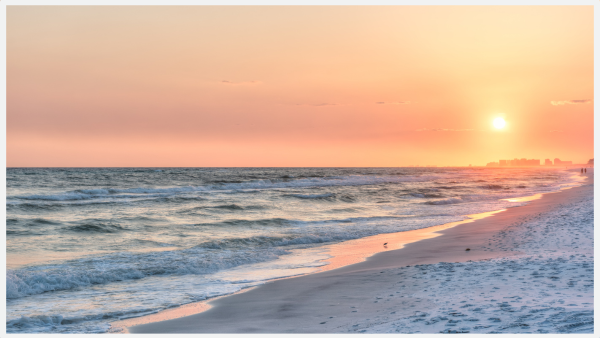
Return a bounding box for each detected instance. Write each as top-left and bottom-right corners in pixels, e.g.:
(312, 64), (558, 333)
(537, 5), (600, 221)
(585, 168), (587, 173)
(581, 168), (583, 173)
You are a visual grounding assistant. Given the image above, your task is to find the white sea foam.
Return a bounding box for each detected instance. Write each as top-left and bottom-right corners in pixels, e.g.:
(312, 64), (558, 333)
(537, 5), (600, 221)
(7, 247), (289, 299)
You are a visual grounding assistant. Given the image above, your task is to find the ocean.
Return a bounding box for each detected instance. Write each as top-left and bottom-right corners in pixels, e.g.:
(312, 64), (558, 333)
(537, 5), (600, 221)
(6, 167), (581, 333)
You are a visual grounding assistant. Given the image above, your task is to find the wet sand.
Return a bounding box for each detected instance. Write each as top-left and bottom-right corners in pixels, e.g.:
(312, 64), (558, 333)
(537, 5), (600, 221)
(126, 172), (593, 333)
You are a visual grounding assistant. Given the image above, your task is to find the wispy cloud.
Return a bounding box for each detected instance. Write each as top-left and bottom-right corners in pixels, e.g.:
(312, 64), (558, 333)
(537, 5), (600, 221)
(550, 99), (591, 106)
(376, 101), (411, 105)
(220, 80), (262, 86)
(292, 103), (342, 107)
(416, 128), (474, 132)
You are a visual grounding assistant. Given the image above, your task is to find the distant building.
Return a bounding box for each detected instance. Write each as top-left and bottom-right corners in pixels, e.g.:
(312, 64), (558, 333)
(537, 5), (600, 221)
(554, 158), (573, 166)
(588, 159), (594, 165)
(486, 162), (499, 167)
(545, 159), (552, 166)
(497, 158), (541, 166)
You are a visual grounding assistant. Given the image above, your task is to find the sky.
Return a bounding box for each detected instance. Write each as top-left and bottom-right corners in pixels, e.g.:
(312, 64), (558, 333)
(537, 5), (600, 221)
(7, 6), (594, 167)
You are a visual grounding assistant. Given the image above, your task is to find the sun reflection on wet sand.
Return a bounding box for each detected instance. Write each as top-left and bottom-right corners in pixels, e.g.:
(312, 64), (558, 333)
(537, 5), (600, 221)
(320, 209), (506, 272)
(502, 194), (543, 203)
(110, 288), (254, 334)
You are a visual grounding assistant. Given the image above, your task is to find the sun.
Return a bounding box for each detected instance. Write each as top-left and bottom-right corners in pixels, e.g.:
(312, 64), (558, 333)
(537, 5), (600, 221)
(493, 117), (506, 129)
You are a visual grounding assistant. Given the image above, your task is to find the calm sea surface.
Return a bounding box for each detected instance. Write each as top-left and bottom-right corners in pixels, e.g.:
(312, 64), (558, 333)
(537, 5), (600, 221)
(6, 167), (579, 333)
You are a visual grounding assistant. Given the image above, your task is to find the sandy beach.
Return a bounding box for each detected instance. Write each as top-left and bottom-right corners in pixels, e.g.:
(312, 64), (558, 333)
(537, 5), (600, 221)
(124, 170), (593, 334)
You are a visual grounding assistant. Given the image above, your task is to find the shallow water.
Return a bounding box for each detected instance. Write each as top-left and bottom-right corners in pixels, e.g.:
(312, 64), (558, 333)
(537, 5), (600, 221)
(6, 167), (578, 333)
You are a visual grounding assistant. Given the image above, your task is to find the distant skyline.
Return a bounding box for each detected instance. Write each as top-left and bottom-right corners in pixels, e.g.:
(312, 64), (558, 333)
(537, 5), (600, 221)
(7, 6), (593, 167)
(485, 156), (594, 167)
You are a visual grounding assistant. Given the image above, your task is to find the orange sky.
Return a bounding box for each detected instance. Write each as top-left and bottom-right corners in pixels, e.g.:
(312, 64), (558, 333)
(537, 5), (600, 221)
(7, 6), (594, 167)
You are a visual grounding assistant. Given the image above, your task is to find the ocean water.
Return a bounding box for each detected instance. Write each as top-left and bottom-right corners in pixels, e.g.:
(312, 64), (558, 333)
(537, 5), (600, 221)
(6, 167), (580, 333)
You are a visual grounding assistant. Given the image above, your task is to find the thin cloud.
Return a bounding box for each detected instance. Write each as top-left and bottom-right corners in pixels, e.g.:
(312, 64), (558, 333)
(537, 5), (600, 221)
(220, 80), (262, 86)
(550, 99), (591, 106)
(376, 101), (411, 105)
(292, 103), (342, 107)
(416, 128), (474, 132)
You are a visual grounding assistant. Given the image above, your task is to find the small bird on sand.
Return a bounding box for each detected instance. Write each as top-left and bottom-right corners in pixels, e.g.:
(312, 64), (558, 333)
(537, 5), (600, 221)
(384, 242), (388, 246)
(465, 248), (471, 251)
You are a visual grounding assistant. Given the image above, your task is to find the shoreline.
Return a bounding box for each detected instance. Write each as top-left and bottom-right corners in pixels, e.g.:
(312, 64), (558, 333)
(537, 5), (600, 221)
(121, 171), (592, 333)
(112, 209), (508, 332)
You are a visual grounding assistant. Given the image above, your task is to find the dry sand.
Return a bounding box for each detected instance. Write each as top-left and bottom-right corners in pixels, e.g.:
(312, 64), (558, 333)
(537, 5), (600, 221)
(125, 171), (593, 334)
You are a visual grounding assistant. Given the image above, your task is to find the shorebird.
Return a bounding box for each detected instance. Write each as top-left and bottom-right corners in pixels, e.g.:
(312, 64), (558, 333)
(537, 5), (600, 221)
(383, 242), (388, 246)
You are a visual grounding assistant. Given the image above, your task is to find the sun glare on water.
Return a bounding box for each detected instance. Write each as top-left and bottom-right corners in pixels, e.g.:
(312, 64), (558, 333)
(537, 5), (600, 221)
(493, 117), (506, 129)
